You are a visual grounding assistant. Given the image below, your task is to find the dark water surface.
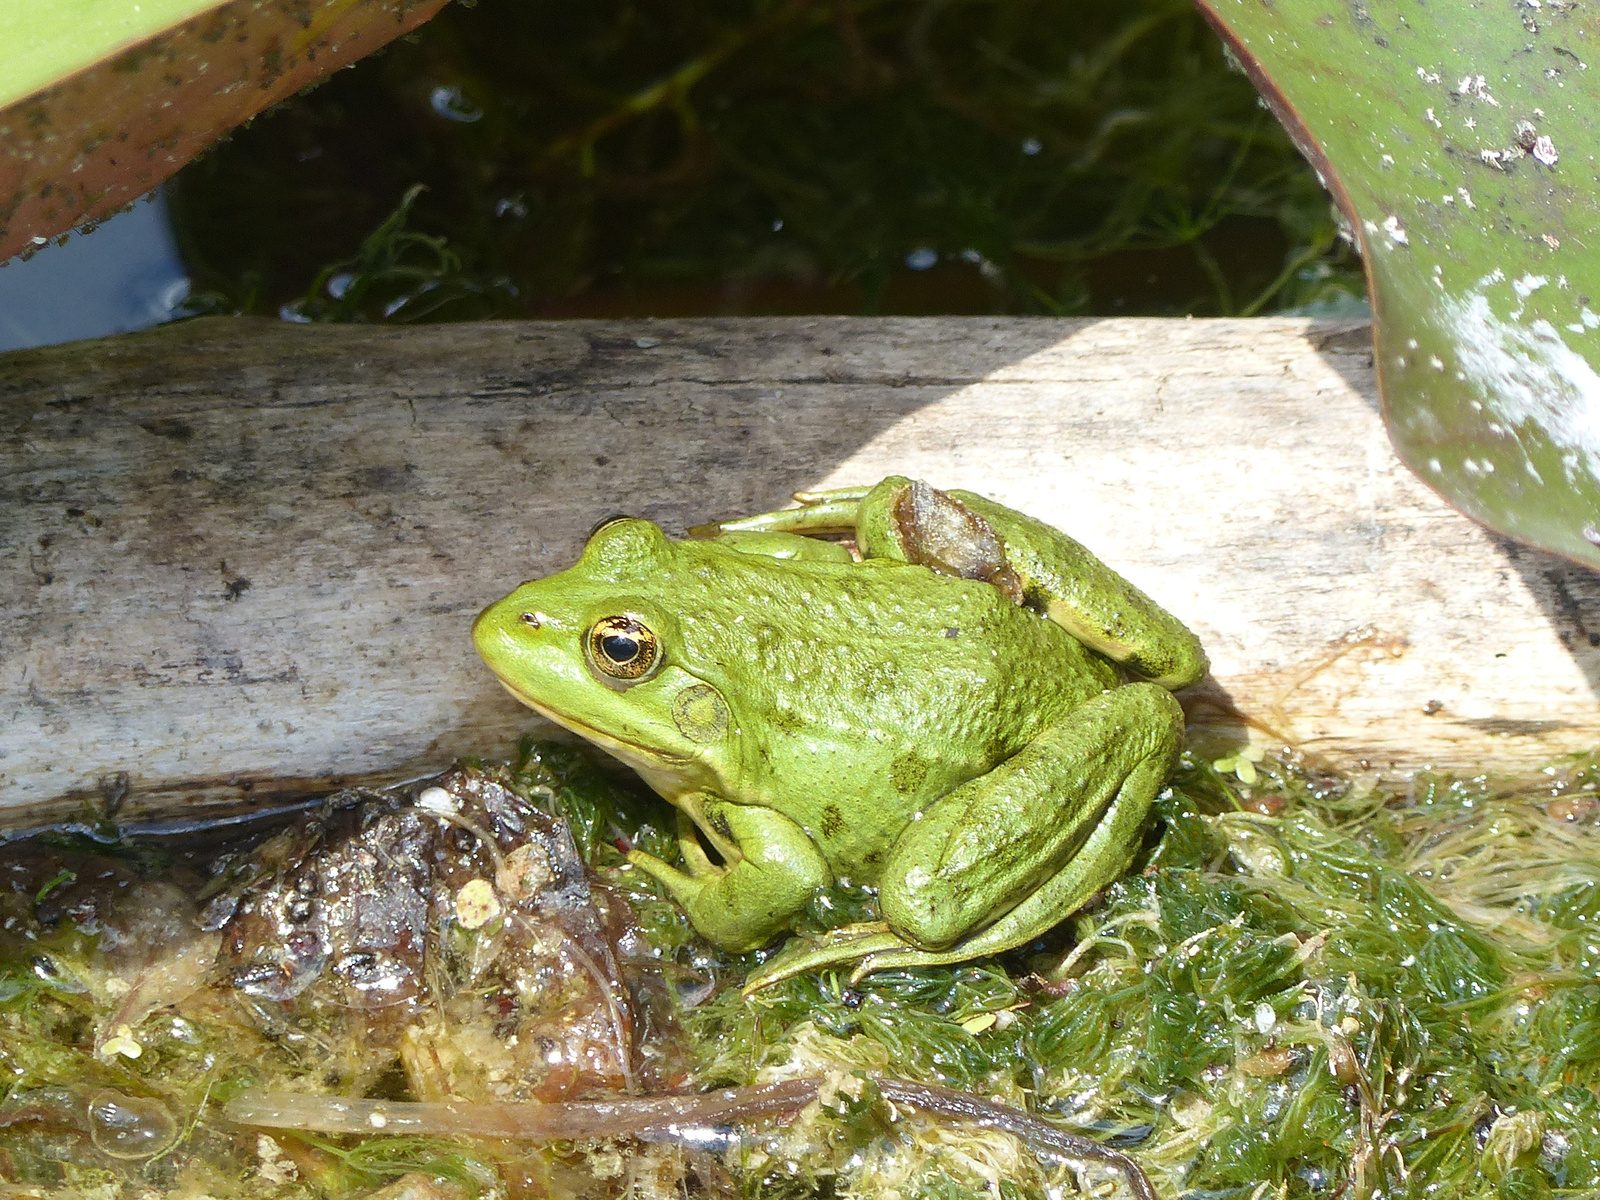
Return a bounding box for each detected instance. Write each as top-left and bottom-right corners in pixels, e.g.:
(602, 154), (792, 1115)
(1, 0), (1369, 350)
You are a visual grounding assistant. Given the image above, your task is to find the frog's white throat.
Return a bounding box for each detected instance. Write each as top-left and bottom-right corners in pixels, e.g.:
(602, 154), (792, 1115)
(494, 680), (697, 800)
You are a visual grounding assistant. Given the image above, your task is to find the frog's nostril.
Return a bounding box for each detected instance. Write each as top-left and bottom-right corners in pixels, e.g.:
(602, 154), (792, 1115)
(519, 612), (541, 629)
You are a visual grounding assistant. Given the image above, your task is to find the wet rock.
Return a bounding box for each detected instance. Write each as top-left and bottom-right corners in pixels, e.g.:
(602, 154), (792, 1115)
(207, 764), (681, 1100)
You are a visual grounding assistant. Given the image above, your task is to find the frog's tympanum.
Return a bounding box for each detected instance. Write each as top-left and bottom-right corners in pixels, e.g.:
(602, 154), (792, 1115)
(473, 478), (1206, 988)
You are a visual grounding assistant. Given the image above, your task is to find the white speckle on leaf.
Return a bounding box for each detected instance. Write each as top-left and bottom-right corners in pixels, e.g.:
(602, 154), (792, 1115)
(1430, 355), (1446, 370)
(1465, 116), (1478, 130)
(1457, 75), (1501, 105)
(1443, 193), (1456, 205)
(1382, 214), (1409, 245)
(1439, 282), (1600, 489)
(1428, 458), (1444, 473)
(1425, 107), (1442, 127)
(1514, 274), (1549, 299)
(1481, 148), (1505, 168)
(1381, 153), (1395, 167)
(1458, 187), (1477, 209)
(1533, 135), (1558, 165)
(1583, 307), (1600, 329)
(1543, 234), (1562, 250)
(1417, 67), (1441, 84)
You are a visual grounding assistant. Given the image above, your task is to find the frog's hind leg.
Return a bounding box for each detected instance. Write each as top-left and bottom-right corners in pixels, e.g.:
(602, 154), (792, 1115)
(868, 683), (1181, 976)
(745, 684), (1182, 992)
(950, 490), (1208, 689)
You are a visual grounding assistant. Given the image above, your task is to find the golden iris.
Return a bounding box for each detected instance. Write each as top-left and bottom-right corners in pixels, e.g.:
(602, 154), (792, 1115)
(586, 615), (660, 682)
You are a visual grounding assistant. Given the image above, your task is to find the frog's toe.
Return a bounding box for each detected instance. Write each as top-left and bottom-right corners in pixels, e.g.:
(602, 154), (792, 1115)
(849, 944), (978, 982)
(740, 923), (900, 995)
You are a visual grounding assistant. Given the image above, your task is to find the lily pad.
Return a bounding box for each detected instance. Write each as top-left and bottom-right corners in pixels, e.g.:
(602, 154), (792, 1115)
(1195, 0), (1600, 566)
(0, 0), (449, 262)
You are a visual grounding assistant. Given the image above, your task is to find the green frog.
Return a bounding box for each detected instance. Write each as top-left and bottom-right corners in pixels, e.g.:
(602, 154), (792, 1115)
(472, 478), (1206, 988)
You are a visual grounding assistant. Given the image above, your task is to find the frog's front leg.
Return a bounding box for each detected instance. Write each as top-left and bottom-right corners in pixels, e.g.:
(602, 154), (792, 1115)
(627, 798), (831, 954)
(744, 684), (1181, 991)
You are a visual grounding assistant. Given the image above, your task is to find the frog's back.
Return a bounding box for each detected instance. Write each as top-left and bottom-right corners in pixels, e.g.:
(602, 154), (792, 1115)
(666, 540), (1117, 876)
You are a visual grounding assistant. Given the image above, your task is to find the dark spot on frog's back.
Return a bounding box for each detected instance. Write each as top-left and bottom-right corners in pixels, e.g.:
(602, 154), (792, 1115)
(709, 808), (733, 842)
(770, 707), (805, 734)
(821, 804), (845, 838)
(891, 752), (929, 795)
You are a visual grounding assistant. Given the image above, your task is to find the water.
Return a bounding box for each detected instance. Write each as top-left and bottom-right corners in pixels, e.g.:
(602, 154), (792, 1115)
(0, 191), (189, 353)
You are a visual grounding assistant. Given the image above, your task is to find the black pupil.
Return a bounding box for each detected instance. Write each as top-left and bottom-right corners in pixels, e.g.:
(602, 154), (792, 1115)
(601, 632), (640, 663)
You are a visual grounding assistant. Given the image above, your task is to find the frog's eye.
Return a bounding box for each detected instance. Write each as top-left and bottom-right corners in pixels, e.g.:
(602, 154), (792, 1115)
(587, 513), (634, 540)
(585, 615), (661, 684)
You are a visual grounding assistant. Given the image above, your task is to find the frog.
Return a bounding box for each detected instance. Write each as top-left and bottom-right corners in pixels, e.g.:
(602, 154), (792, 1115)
(472, 477), (1207, 989)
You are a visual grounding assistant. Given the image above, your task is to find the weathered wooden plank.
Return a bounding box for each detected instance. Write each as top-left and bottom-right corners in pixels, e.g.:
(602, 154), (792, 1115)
(3, 315), (1597, 830)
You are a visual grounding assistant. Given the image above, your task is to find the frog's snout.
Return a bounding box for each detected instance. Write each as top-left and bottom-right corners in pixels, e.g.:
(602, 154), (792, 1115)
(471, 594), (533, 664)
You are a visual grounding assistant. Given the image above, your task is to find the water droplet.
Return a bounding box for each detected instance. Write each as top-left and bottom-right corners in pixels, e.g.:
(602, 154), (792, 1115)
(429, 85), (483, 123)
(87, 1090), (177, 1160)
(1253, 1001), (1276, 1034)
(1021, 137), (1042, 155)
(905, 247), (938, 271)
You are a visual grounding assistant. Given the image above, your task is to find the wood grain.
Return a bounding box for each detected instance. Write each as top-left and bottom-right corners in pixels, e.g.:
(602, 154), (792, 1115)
(3, 315), (1597, 830)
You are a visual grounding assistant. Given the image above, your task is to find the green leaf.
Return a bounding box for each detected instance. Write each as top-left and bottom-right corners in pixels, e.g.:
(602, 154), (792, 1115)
(1195, 0), (1600, 566)
(0, 1), (226, 110)
(0, 0), (450, 261)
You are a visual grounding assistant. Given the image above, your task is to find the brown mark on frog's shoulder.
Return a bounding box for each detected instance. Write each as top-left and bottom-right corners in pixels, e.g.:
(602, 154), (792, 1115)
(708, 806), (734, 842)
(821, 803), (845, 839)
(891, 752), (929, 795)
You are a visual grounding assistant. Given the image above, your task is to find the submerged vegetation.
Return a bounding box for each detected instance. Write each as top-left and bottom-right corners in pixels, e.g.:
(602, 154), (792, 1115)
(171, 0), (1366, 324)
(0, 739), (1598, 1199)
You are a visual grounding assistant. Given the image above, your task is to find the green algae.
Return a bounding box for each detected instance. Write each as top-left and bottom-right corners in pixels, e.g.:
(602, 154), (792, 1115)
(0, 744), (1598, 1199)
